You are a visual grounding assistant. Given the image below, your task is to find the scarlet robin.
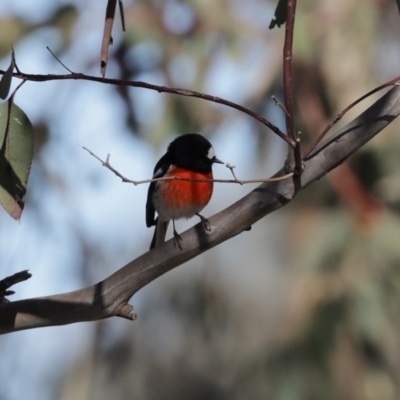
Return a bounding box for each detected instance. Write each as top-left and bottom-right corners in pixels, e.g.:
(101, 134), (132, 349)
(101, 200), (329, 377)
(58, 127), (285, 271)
(146, 133), (223, 249)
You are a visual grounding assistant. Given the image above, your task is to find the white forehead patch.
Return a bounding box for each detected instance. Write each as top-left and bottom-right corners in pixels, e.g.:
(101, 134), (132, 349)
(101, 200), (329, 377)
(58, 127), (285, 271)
(207, 146), (215, 160)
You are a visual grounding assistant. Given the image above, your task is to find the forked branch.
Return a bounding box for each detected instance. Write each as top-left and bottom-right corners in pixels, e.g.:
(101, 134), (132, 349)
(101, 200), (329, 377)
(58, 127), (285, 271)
(2, 84), (400, 334)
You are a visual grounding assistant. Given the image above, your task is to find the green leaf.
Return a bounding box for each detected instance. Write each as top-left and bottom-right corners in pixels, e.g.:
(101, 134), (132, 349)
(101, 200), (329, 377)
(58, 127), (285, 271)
(0, 51), (15, 100)
(0, 102), (34, 220)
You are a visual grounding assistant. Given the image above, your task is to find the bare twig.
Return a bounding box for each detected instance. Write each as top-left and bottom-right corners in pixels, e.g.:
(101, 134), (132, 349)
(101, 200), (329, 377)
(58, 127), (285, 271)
(282, 0), (302, 173)
(225, 163), (240, 181)
(46, 47), (74, 73)
(9, 79), (26, 102)
(283, 0), (296, 139)
(271, 95), (290, 118)
(83, 147), (294, 185)
(304, 76), (400, 159)
(12, 48), (20, 74)
(1, 70), (295, 146)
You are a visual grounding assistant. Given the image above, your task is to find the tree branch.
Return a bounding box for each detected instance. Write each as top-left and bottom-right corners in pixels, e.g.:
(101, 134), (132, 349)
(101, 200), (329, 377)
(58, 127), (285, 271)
(283, 0), (296, 140)
(282, 0), (302, 172)
(1, 70), (295, 147)
(1, 84), (400, 334)
(83, 146), (294, 185)
(304, 76), (400, 158)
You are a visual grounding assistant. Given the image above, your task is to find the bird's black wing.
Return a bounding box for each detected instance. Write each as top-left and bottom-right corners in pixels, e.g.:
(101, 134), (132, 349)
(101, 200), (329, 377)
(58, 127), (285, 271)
(146, 181), (157, 227)
(146, 153), (170, 227)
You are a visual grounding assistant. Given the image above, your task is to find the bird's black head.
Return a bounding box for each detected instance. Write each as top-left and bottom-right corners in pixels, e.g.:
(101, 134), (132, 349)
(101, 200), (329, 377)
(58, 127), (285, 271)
(167, 133), (223, 173)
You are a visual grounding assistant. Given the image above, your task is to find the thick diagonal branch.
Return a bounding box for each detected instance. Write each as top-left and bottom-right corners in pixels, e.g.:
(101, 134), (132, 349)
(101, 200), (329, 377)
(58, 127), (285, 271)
(1, 85), (400, 334)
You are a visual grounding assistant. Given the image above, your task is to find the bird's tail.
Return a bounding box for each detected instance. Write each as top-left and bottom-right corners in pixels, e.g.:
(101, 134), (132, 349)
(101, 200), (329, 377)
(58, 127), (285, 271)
(150, 218), (169, 250)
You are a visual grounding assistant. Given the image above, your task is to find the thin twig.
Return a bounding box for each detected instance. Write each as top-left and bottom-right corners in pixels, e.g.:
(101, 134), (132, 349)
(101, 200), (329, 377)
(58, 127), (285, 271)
(12, 48), (20, 74)
(226, 163), (240, 181)
(46, 47), (74, 73)
(4, 69), (294, 146)
(271, 95), (290, 118)
(9, 79), (26, 101)
(304, 76), (400, 159)
(282, 0), (302, 173)
(283, 0), (296, 141)
(83, 147), (294, 185)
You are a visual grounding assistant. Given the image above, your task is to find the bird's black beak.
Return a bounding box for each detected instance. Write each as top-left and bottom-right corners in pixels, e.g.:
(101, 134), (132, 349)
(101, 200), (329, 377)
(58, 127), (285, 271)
(213, 157), (224, 165)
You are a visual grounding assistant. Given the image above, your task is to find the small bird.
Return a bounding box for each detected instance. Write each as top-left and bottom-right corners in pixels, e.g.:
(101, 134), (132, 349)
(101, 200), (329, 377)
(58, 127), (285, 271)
(146, 133), (223, 250)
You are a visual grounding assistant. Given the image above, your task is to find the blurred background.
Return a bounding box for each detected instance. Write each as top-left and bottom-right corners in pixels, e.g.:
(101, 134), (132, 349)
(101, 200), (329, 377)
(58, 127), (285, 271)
(1, 0), (400, 399)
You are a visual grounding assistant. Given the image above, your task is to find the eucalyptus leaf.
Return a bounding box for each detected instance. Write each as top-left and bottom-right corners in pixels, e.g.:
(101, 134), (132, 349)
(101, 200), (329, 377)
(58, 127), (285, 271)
(269, 0), (287, 29)
(118, 0), (125, 32)
(0, 51), (15, 100)
(0, 102), (34, 220)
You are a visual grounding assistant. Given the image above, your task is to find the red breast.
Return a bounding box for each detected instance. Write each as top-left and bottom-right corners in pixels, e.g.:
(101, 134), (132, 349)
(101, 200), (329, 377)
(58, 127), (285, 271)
(160, 166), (214, 210)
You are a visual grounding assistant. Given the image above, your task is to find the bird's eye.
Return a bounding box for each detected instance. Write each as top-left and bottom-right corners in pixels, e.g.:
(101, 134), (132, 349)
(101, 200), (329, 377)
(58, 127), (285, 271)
(207, 146), (215, 160)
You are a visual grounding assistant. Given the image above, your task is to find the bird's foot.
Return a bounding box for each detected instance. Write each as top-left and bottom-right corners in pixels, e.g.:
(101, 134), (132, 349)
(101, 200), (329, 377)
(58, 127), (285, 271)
(196, 213), (211, 232)
(173, 229), (183, 250)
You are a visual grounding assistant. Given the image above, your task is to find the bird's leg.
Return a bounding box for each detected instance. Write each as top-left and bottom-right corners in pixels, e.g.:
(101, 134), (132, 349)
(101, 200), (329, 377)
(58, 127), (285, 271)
(196, 213), (211, 232)
(172, 219), (183, 250)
